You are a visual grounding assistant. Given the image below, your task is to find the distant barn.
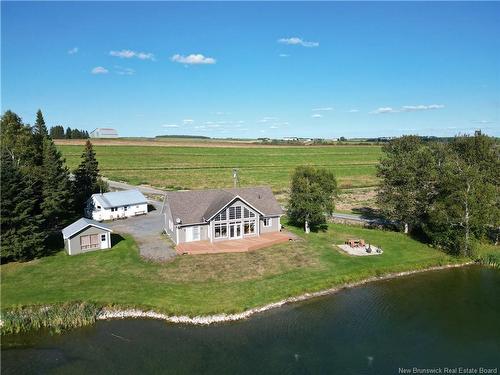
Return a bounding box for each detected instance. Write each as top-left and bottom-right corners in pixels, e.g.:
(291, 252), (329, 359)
(90, 128), (119, 138)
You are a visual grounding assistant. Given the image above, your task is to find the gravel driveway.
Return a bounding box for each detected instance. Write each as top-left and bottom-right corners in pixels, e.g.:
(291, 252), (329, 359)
(107, 200), (176, 261)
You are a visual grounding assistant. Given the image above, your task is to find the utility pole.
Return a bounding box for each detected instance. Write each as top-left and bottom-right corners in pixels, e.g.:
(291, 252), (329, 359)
(232, 168), (239, 188)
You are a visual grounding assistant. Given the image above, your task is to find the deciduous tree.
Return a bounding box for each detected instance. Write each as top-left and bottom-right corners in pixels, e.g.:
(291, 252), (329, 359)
(287, 166), (338, 232)
(377, 136), (436, 233)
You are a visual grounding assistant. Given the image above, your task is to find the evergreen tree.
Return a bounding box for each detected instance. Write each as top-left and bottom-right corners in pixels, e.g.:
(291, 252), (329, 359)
(73, 140), (104, 212)
(33, 109), (48, 137)
(32, 110), (49, 163)
(49, 125), (65, 139)
(40, 138), (74, 230)
(0, 149), (46, 261)
(65, 127), (72, 139)
(287, 166), (338, 232)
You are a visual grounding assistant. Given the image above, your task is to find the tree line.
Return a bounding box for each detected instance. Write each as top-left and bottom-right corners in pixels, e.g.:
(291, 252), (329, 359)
(377, 134), (499, 256)
(1, 110), (107, 262)
(49, 125), (89, 139)
(286, 133), (498, 258)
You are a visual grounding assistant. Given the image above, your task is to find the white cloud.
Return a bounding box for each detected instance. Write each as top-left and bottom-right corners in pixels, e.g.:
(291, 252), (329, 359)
(278, 37), (319, 48)
(401, 104), (444, 112)
(171, 54), (216, 65)
(312, 107), (333, 111)
(91, 66), (109, 74)
(371, 107), (397, 114)
(258, 117), (278, 123)
(348, 109), (359, 113)
(471, 120), (493, 124)
(312, 114), (323, 118)
(162, 124), (179, 128)
(110, 49), (155, 61)
(136, 52), (155, 60)
(371, 104), (445, 114)
(68, 47), (79, 55)
(114, 66), (135, 75)
(183, 119), (194, 124)
(269, 125), (279, 129)
(279, 54), (290, 57)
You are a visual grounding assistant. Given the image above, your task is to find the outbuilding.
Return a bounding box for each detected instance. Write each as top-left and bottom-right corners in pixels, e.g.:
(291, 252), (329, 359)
(86, 189), (148, 221)
(62, 218), (113, 255)
(89, 128), (119, 138)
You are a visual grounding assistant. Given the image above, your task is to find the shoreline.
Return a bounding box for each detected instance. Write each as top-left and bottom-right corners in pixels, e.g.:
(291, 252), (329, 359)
(97, 261), (475, 325)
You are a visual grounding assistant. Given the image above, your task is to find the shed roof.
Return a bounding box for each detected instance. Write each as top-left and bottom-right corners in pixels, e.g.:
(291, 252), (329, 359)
(90, 128), (118, 134)
(62, 218), (112, 239)
(91, 189), (147, 209)
(165, 186), (283, 225)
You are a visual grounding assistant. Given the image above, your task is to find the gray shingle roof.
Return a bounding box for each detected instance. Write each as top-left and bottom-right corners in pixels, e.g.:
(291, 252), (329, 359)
(165, 186), (283, 225)
(92, 189), (147, 209)
(62, 218), (112, 239)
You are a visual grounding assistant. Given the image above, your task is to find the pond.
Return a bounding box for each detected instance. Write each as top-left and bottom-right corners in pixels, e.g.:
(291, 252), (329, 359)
(2, 266), (499, 374)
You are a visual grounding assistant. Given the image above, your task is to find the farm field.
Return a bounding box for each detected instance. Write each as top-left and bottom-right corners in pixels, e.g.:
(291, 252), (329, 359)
(56, 141), (382, 194)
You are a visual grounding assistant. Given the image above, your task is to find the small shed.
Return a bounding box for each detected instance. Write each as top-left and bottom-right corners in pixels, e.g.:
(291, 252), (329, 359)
(62, 218), (113, 256)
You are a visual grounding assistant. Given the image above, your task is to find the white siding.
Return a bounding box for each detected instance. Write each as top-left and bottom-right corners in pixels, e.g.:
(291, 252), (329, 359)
(88, 196), (148, 221)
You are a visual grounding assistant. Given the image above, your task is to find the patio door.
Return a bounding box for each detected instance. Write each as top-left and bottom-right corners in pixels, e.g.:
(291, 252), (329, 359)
(186, 226), (201, 242)
(229, 222), (242, 239)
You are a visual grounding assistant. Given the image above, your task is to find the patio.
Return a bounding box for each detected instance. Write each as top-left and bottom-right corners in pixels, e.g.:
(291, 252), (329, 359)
(176, 231), (296, 255)
(337, 244), (383, 256)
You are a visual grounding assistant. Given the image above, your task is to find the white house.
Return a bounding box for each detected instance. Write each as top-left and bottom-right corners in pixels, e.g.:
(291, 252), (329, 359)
(90, 128), (119, 138)
(86, 189), (148, 221)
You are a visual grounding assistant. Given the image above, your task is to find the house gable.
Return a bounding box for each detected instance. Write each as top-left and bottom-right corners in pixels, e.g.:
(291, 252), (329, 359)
(164, 186), (283, 227)
(205, 196), (264, 222)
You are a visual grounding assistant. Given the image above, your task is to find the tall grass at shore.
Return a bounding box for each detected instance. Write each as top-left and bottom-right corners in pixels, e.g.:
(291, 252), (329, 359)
(475, 244), (500, 269)
(477, 253), (500, 268)
(1, 302), (100, 335)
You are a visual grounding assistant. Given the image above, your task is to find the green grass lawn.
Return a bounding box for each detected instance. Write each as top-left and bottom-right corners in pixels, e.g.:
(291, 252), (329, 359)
(1, 224), (471, 316)
(57, 144), (382, 191)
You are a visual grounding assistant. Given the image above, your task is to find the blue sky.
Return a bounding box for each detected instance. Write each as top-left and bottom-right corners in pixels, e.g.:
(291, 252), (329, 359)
(2, 1), (499, 138)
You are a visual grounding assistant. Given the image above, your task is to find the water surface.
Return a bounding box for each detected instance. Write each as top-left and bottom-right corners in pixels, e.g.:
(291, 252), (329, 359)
(2, 266), (499, 374)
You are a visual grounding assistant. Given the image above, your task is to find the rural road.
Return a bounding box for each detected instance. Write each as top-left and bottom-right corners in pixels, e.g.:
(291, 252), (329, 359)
(331, 212), (395, 226)
(105, 178), (385, 226)
(331, 212), (368, 223)
(103, 178), (167, 196)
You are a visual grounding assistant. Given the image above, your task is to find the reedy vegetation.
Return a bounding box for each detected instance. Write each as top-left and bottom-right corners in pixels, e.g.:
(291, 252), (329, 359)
(0, 302), (100, 335)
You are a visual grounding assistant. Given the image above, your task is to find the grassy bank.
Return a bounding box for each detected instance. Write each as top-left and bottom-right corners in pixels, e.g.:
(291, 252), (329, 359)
(56, 144), (381, 191)
(2, 224), (479, 327)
